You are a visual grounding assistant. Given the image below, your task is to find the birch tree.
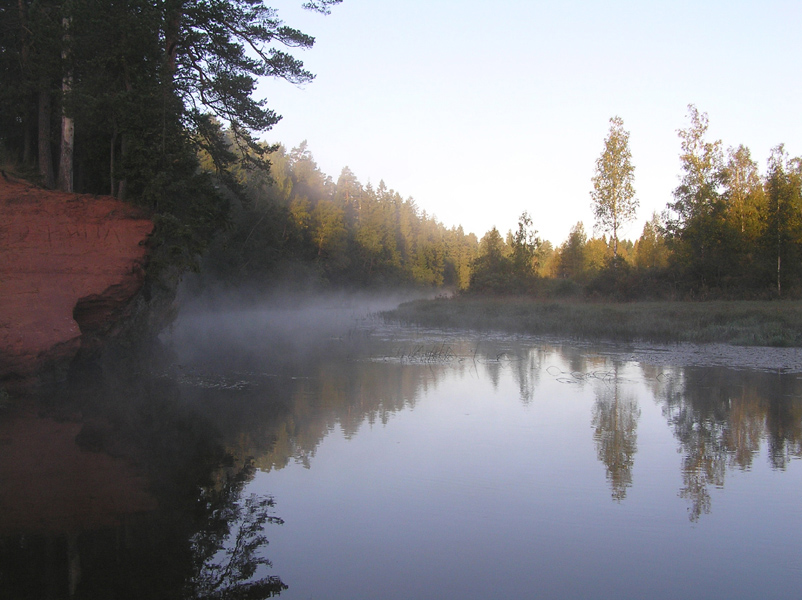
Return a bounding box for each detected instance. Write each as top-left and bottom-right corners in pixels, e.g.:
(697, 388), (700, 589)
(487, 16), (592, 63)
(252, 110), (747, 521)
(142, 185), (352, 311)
(590, 116), (638, 260)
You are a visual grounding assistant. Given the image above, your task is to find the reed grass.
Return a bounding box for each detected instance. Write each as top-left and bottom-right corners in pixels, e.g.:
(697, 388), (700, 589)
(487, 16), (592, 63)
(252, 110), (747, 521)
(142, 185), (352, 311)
(382, 297), (802, 347)
(397, 342), (455, 363)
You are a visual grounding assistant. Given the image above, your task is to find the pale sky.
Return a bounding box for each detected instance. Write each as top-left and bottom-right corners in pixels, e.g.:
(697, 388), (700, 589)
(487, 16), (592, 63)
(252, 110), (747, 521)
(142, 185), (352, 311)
(258, 0), (801, 245)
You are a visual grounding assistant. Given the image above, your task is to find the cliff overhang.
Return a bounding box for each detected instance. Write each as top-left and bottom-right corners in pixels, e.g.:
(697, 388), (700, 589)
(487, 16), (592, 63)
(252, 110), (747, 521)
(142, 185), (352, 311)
(0, 177), (154, 393)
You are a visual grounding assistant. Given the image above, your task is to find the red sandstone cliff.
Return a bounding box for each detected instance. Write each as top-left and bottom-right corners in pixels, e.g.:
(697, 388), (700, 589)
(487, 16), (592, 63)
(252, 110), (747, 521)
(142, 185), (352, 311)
(0, 177), (154, 389)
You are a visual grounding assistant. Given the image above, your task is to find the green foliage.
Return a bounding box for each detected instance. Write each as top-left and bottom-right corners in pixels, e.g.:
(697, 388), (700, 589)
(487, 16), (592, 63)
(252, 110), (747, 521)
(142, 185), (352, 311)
(467, 213), (545, 295)
(761, 146), (802, 296)
(469, 227), (513, 293)
(459, 104), (802, 300)
(663, 105), (736, 291)
(583, 236), (612, 275)
(634, 213), (669, 270)
(723, 144), (765, 241)
(555, 222), (588, 281)
(510, 211), (542, 277)
(0, 0), (338, 274)
(591, 116), (638, 259)
(198, 143), (479, 290)
(6, 6), (802, 303)
(655, 107), (802, 297)
(669, 105), (726, 225)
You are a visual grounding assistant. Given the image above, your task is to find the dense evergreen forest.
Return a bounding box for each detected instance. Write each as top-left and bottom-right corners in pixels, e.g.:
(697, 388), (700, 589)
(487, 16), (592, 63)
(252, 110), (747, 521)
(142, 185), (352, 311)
(0, 0), (342, 271)
(199, 142), (479, 289)
(2, 1), (801, 299)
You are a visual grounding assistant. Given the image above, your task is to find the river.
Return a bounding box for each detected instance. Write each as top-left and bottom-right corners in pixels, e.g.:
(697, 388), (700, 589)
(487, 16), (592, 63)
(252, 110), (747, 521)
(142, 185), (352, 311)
(1, 296), (801, 599)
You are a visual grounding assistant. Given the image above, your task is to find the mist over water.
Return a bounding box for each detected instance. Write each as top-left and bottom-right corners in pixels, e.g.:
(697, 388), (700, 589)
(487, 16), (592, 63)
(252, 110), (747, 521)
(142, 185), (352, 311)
(165, 278), (434, 372)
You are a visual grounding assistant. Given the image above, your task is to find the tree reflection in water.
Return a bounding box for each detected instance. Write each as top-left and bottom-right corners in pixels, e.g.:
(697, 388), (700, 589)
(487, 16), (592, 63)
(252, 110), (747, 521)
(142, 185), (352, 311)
(532, 348), (801, 519)
(648, 364), (802, 520)
(0, 343), (287, 599)
(188, 478), (287, 599)
(6, 325), (802, 598)
(486, 343), (801, 517)
(591, 364), (640, 501)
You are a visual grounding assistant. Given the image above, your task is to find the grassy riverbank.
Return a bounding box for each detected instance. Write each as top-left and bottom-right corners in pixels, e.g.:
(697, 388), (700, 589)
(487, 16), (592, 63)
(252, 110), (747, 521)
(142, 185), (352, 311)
(382, 297), (802, 347)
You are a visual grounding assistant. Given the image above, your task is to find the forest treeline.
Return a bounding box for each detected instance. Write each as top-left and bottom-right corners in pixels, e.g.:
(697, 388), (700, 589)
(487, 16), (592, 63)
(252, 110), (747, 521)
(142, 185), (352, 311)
(200, 142), (479, 288)
(469, 107), (802, 300)
(2, 1), (801, 299)
(201, 101), (802, 300)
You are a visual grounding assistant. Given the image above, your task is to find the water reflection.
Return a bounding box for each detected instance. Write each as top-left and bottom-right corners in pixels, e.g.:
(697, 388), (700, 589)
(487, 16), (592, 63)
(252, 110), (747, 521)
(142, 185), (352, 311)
(0, 345), (286, 599)
(199, 329), (802, 523)
(235, 329), (802, 599)
(591, 364), (640, 501)
(187, 480), (287, 599)
(3, 310), (802, 598)
(649, 365), (802, 520)
(243, 358), (441, 472)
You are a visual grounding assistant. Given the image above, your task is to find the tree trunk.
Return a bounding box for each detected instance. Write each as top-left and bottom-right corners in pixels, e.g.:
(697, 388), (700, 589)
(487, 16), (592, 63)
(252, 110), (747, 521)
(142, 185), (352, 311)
(110, 129), (117, 196)
(117, 133), (128, 200)
(57, 112), (74, 192)
(57, 17), (74, 193)
(19, 1), (33, 166)
(23, 108), (34, 165)
(37, 88), (55, 188)
(612, 214), (619, 263)
(162, 1), (182, 153)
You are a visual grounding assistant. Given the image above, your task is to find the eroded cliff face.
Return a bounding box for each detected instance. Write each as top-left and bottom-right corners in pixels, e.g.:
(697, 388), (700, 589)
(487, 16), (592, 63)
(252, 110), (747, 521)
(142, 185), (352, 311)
(0, 177), (154, 391)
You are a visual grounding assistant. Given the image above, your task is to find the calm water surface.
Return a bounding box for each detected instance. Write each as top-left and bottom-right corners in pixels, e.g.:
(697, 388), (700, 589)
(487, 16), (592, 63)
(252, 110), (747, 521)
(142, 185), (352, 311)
(2, 299), (801, 599)
(238, 329), (801, 600)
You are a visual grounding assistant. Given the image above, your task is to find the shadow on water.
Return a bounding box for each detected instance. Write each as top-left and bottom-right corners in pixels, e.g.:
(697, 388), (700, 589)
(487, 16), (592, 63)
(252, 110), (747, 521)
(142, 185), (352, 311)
(0, 340), (288, 599)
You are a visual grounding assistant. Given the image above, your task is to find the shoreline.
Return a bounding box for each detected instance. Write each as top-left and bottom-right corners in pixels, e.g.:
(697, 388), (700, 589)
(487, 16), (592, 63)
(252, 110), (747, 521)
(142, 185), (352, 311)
(382, 296), (802, 349)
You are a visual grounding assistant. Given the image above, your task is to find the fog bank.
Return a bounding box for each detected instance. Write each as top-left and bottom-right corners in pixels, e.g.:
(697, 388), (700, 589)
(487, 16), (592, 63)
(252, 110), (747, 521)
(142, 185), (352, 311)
(163, 279), (435, 372)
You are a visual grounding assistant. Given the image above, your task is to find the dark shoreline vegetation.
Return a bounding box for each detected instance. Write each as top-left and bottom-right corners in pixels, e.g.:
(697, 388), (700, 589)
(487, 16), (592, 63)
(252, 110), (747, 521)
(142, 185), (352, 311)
(382, 297), (802, 347)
